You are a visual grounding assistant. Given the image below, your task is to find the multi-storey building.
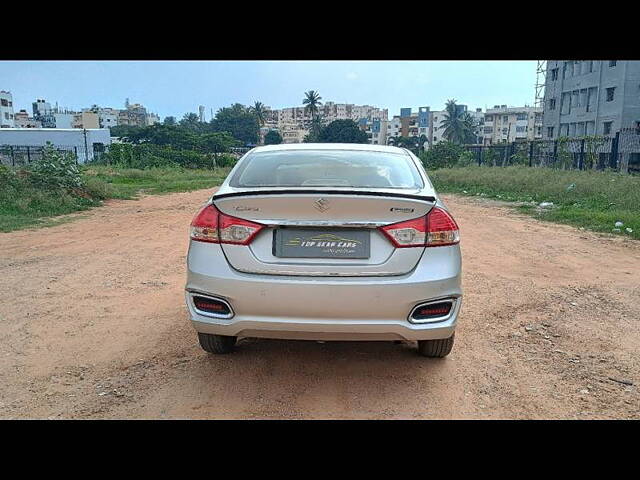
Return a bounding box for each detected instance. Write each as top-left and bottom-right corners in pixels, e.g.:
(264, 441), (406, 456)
(13, 110), (42, 128)
(0, 90), (15, 128)
(386, 107), (430, 147)
(482, 105), (542, 144)
(429, 105), (485, 146)
(72, 112), (100, 129)
(264, 102), (388, 144)
(542, 60), (640, 139)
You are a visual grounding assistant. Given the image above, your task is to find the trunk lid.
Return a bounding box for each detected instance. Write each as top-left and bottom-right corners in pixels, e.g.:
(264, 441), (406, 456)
(213, 190), (435, 277)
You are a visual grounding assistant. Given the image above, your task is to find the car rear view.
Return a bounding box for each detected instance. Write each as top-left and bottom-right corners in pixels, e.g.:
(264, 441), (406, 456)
(185, 144), (462, 357)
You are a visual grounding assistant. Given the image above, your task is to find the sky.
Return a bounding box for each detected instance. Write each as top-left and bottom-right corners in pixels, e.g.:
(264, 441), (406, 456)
(0, 61), (538, 120)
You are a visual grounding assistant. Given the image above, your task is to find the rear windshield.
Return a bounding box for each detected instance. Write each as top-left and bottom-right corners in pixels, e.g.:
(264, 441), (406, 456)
(229, 149), (424, 189)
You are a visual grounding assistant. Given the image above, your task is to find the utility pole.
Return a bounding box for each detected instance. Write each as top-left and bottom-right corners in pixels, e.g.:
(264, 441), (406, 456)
(82, 128), (89, 164)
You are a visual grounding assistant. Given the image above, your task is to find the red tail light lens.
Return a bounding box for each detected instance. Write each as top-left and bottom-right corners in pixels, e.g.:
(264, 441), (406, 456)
(380, 207), (459, 248)
(190, 204), (263, 245)
(425, 207), (460, 247)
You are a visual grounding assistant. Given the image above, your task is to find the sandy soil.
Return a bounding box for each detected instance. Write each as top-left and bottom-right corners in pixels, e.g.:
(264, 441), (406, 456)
(1, 189), (639, 419)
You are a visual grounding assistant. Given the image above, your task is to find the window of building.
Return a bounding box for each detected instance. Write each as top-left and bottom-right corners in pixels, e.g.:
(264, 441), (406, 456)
(606, 87), (615, 102)
(549, 98), (556, 110)
(586, 87), (597, 112)
(515, 126), (526, 132)
(584, 61), (593, 74)
(484, 127), (493, 133)
(609, 60), (617, 67)
(516, 113), (527, 121)
(502, 116), (508, 122)
(484, 115), (492, 122)
(603, 121), (613, 135)
(551, 68), (558, 81)
(547, 126), (554, 138)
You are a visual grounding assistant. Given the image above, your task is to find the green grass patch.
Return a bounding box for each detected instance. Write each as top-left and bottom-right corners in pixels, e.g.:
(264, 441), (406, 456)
(429, 166), (640, 240)
(0, 165), (230, 233)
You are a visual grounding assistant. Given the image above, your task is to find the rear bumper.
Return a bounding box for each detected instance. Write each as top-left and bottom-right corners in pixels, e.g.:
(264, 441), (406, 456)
(185, 242), (462, 342)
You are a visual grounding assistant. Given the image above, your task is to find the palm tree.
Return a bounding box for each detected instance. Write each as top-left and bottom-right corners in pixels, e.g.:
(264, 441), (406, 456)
(251, 101), (267, 128)
(440, 99), (477, 144)
(303, 90), (322, 120)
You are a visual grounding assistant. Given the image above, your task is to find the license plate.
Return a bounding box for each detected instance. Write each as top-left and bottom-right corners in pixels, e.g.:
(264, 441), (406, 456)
(274, 228), (370, 259)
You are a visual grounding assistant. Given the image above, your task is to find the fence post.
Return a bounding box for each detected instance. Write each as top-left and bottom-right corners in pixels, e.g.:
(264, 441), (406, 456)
(611, 131), (620, 170)
(74, 146), (78, 164)
(528, 141), (534, 167)
(579, 138), (585, 170)
(10, 146), (14, 167)
(552, 140), (558, 167)
(26, 146), (31, 164)
(478, 146), (482, 166)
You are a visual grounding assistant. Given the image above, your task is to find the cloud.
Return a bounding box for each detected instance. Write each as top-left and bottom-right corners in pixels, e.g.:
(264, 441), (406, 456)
(346, 72), (358, 80)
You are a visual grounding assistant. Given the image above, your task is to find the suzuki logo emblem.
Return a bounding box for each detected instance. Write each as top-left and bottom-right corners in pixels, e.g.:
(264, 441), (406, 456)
(314, 198), (330, 212)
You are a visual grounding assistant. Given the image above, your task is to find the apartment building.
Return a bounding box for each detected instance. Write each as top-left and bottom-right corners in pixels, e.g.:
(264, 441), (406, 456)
(386, 107), (430, 146)
(264, 102), (388, 144)
(358, 117), (389, 145)
(1, 91), (15, 128)
(72, 111), (100, 129)
(13, 110), (42, 128)
(542, 60), (640, 139)
(482, 105), (542, 145)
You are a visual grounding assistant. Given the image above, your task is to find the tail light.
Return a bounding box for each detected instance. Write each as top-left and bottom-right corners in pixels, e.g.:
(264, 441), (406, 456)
(190, 204), (263, 245)
(380, 206), (459, 248)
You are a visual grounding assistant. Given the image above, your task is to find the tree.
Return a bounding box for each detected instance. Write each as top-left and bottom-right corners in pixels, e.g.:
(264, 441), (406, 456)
(251, 101), (267, 128)
(109, 124), (143, 141)
(316, 119), (368, 144)
(264, 130), (283, 145)
(198, 132), (238, 155)
(179, 112), (203, 132)
(163, 116), (176, 126)
(440, 99), (477, 144)
(389, 135), (415, 149)
(303, 90), (322, 120)
(211, 103), (259, 145)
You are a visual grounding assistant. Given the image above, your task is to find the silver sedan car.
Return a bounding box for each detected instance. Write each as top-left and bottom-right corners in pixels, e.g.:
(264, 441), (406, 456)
(185, 143), (462, 357)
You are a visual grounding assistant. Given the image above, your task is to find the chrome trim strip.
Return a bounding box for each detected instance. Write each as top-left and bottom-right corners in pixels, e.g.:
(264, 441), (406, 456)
(255, 219), (388, 228)
(187, 291), (235, 319)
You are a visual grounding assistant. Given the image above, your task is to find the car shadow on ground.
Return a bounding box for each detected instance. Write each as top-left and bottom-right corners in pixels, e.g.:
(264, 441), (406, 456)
(171, 337), (457, 418)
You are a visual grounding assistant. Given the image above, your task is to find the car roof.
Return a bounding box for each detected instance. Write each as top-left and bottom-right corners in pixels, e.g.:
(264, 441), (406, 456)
(248, 143), (409, 155)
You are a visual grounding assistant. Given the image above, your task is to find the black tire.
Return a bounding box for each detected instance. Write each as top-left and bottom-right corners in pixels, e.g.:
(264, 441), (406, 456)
(417, 333), (455, 358)
(198, 333), (237, 354)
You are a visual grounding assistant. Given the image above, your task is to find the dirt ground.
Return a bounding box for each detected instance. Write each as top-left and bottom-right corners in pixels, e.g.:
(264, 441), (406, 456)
(1, 189), (639, 419)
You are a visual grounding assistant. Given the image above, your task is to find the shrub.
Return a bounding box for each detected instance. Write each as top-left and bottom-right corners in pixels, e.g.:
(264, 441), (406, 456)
(419, 142), (464, 169)
(28, 145), (84, 191)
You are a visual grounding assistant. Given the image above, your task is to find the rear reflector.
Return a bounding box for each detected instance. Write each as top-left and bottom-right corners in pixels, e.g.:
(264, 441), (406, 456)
(379, 206), (459, 248)
(190, 204), (263, 245)
(192, 295), (233, 317)
(410, 300), (453, 322)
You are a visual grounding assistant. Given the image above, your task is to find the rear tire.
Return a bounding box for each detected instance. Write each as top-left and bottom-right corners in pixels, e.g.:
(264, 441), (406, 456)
(198, 333), (237, 354)
(417, 333), (455, 358)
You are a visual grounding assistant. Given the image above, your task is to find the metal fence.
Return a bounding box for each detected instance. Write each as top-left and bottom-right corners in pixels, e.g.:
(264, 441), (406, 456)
(0, 144), (102, 167)
(464, 128), (640, 174)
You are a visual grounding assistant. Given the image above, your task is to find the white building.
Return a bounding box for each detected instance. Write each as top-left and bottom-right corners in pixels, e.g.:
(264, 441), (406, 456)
(482, 105), (543, 145)
(0, 128), (112, 163)
(1, 90), (15, 128)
